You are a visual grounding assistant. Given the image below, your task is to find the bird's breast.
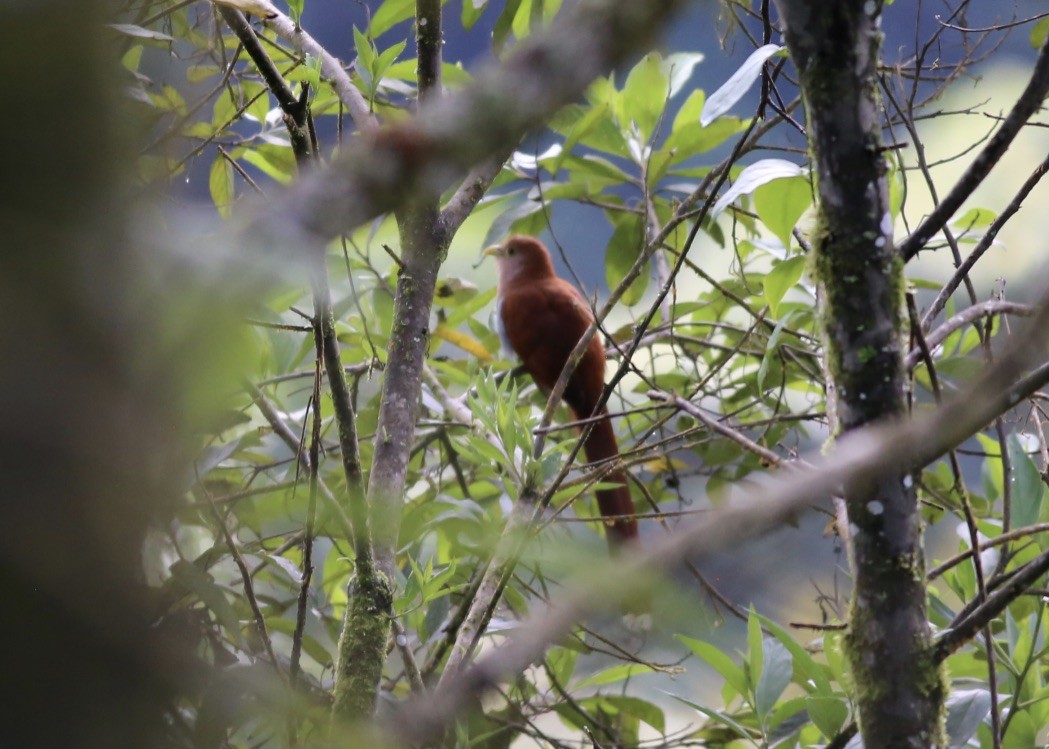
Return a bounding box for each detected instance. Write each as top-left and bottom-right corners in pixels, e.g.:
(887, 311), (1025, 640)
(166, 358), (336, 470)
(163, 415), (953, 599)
(494, 295), (515, 357)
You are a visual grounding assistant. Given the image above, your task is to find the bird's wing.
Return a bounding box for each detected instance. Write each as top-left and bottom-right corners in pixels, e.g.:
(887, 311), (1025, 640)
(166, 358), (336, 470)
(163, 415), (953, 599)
(499, 280), (599, 393)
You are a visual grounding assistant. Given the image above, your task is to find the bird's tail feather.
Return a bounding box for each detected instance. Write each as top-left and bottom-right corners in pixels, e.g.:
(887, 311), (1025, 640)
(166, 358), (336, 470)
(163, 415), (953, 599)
(580, 410), (639, 549)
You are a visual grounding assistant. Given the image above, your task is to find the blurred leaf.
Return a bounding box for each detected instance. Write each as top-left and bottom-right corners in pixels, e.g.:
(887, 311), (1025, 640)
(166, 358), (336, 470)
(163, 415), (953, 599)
(677, 634), (748, 695)
(667, 693), (755, 742)
(807, 696), (848, 738)
(953, 206), (997, 230)
(209, 155), (235, 218)
(1032, 17), (1049, 49)
(369, 0), (415, 37)
(575, 663), (653, 689)
(109, 23), (175, 42)
(170, 560), (242, 642)
(492, 0), (523, 49)
(461, 0), (488, 29)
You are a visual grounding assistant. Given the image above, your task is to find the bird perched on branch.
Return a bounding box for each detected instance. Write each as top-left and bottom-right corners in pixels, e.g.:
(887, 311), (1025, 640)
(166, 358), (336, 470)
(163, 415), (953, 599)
(483, 236), (639, 551)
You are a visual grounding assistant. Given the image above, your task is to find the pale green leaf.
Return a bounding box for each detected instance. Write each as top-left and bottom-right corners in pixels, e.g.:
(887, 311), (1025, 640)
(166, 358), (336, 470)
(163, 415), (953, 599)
(806, 696), (848, 738)
(764, 256), (806, 317)
(754, 175), (812, 248)
(1008, 434), (1044, 528)
(369, 0), (415, 37)
(621, 52), (669, 141)
(209, 156), (235, 218)
(713, 159), (804, 217)
(605, 213), (649, 306)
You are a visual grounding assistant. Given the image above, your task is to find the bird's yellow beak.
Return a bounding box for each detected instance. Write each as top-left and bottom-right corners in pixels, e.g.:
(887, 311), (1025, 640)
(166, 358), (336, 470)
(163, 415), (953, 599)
(473, 244), (504, 268)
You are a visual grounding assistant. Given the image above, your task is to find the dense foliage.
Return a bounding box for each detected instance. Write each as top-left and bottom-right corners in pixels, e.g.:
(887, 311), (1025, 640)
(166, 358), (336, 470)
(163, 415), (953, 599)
(112, 1), (1049, 746)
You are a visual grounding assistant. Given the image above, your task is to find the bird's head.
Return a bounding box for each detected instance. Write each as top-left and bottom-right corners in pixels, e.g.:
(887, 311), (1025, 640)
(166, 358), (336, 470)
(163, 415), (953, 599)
(480, 235), (556, 286)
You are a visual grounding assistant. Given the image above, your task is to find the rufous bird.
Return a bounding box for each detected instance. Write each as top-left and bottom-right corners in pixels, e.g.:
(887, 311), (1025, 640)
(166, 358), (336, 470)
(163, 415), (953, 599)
(483, 236), (639, 551)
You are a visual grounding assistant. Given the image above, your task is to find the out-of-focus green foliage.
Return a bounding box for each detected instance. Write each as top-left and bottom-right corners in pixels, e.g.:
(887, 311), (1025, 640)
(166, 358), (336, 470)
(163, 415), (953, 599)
(108, 1), (1049, 746)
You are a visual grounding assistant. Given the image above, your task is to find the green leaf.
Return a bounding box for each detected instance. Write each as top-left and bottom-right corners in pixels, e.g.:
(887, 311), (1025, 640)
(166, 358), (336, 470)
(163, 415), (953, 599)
(187, 65), (220, 83)
(122, 45), (143, 72)
(605, 213), (649, 306)
(170, 560), (242, 642)
(806, 696), (848, 738)
(953, 207), (997, 230)
(369, 0), (415, 37)
(108, 23), (175, 42)
(756, 614), (831, 693)
(575, 663), (653, 689)
(240, 148), (295, 185)
(547, 646), (578, 685)
(492, 0), (523, 50)
(713, 159), (805, 217)
(764, 257), (806, 317)
(666, 693), (755, 742)
(701, 44), (783, 126)
(678, 634), (748, 696)
(552, 102), (610, 171)
(888, 165), (904, 218)
(374, 40), (407, 83)
(209, 155), (235, 218)
(747, 611), (763, 689)
(241, 81), (270, 125)
(755, 637), (792, 721)
(461, 0), (489, 29)
(1008, 434), (1044, 528)
(753, 175), (812, 248)
(1032, 17), (1049, 49)
(621, 52), (669, 141)
(759, 310), (788, 394)
(664, 52), (705, 98)
(944, 689), (991, 749)
(353, 26), (376, 77)
(592, 695), (665, 733)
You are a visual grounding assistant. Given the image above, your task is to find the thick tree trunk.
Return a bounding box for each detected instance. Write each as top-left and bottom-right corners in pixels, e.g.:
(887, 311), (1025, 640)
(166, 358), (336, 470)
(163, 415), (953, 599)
(774, 1), (945, 746)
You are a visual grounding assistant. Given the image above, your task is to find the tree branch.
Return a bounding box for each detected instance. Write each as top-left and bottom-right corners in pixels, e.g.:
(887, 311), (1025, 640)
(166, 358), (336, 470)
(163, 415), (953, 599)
(245, 0), (687, 249)
(899, 33), (1049, 261)
(388, 291), (1049, 744)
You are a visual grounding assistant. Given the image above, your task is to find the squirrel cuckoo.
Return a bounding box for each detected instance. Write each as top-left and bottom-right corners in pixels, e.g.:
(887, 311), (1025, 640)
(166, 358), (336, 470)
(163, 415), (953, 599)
(483, 236), (639, 551)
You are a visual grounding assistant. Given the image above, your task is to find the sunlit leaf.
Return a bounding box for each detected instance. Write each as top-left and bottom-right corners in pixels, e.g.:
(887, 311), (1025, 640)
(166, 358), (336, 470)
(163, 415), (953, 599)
(209, 155), (235, 218)
(1008, 434), (1044, 528)
(108, 23), (175, 42)
(764, 257), (806, 317)
(754, 175), (812, 249)
(713, 159), (805, 217)
(621, 52), (669, 141)
(369, 0), (415, 37)
(701, 44), (784, 126)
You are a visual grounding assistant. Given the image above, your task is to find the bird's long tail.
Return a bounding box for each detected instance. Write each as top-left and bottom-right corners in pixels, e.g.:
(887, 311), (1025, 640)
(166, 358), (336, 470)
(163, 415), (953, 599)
(580, 409), (639, 550)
